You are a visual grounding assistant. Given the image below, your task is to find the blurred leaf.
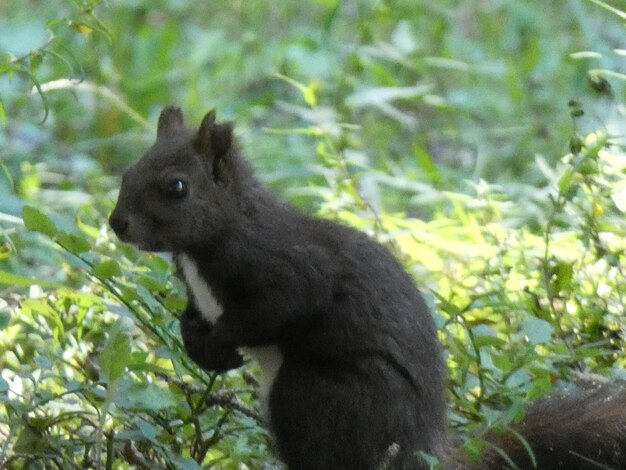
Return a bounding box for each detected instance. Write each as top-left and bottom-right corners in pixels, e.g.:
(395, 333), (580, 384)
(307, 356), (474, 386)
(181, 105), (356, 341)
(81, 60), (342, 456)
(92, 259), (122, 280)
(312, 0), (338, 9)
(164, 294), (186, 312)
(77, 214), (101, 238)
(611, 185), (626, 213)
(570, 51), (603, 59)
(346, 84), (433, 108)
(413, 144), (442, 185)
(13, 425), (48, 453)
(0, 243), (12, 260)
(166, 453), (203, 470)
(275, 73), (318, 107)
(71, 22), (94, 35)
(0, 312), (9, 329)
(557, 168), (574, 194)
(22, 205), (57, 237)
(553, 262), (574, 293)
(99, 316), (133, 383)
(417, 451), (440, 468)
(137, 274), (164, 292)
(521, 316), (554, 345)
(462, 437), (486, 463)
(116, 381), (179, 411)
(589, 0), (626, 20)
(0, 269), (64, 289)
(56, 231), (91, 254)
(21, 298), (65, 336)
(474, 335), (506, 348)
(391, 20), (418, 55)
(137, 420), (158, 441)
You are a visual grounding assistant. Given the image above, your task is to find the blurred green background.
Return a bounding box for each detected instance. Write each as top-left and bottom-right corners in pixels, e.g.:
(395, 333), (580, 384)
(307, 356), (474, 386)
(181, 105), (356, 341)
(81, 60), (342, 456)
(1, 1), (626, 468)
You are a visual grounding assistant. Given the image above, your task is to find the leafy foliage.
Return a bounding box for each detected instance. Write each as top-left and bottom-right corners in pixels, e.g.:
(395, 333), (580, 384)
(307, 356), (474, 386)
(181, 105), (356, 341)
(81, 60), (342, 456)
(1, 0), (626, 468)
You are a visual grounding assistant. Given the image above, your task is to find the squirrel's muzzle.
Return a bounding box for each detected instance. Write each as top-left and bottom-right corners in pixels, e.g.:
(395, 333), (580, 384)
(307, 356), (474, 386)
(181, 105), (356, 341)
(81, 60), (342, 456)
(109, 210), (129, 237)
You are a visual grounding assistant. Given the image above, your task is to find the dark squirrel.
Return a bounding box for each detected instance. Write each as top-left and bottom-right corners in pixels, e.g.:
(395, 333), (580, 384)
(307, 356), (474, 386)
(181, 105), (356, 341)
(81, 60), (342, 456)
(109, 106), (626, 470)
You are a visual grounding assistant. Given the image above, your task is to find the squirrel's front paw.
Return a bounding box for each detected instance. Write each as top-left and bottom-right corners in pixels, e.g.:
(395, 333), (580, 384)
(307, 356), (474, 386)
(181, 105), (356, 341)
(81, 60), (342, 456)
(179, 308), (244, 372)
(204, 346), (244, 372)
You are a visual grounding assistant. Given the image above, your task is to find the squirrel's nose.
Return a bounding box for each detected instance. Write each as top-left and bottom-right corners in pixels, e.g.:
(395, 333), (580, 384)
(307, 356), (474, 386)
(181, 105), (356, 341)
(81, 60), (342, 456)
(109, 210), (129, 236)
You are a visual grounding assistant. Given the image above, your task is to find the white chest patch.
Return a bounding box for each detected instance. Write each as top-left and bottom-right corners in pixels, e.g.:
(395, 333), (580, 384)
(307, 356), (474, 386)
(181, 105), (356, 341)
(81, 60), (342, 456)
(177, 254), (282, 406)
(241, 345), (283, 403)
(178, 253), (223, 324)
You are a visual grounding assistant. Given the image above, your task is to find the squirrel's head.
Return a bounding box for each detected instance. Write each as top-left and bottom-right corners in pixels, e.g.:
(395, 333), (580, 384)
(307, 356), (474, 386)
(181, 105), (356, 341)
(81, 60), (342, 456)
(109, 106), (250, 252)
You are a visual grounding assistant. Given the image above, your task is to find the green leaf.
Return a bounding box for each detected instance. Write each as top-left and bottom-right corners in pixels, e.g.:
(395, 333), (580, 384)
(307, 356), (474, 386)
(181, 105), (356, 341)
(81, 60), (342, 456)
(313, 0), (338, 9)
(22, 206), (57, 237)
(474, 335), (506, 348)
(0, 242), (11, 260)
(0, 376), (8, 392)
(13, 425), (47, 453)
(557, 168), (573, 195)
(119, 284), (141, 303)
(92, 259), (122, 280)
(116, 382), (179, 411)
(56, 231), (91, 254)
(137, 420), (158, 441)
(137, 274), (164, 292)
(164, 294), (186, 312)
(0, 97), (5, 127)
(21, 298), (65, 337)
(611, 186), (626, 213)
(165, 452), (203, 470)
(413, 144), (442, 185)
(71, 22), (94, 35)
(77, 211), (101, 238)
(99, 316), (133, 383)
(553, 262), (574, 293)
(463, 437), (486, 463)
(275, 73), (318, 107)
(417, 451), (440, 469)
(589, 0), (626, 20)
(521, 316), (554, 345)
(0, 269), (64, 289)
(0, 312), (9, 330)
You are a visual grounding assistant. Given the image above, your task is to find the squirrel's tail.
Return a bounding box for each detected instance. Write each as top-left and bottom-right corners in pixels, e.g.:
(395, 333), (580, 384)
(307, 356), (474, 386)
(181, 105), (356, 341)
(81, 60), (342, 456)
(451, 385), (626, 469)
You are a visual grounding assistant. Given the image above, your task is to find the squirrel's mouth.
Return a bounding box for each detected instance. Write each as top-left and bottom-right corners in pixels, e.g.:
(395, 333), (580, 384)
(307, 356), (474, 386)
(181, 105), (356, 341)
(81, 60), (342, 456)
(127, 238), (166, 253)
(110, 226), (166, 252)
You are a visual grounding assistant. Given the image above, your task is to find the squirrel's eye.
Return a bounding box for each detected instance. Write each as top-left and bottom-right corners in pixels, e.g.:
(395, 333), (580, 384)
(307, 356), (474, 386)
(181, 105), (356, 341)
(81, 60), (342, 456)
(164, 179), (188, 200)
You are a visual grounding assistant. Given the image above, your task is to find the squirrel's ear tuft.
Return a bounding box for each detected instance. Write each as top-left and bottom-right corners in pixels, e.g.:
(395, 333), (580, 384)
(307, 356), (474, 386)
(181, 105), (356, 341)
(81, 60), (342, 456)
(157, 106), (185, 139)
(195, 109), (234, 158)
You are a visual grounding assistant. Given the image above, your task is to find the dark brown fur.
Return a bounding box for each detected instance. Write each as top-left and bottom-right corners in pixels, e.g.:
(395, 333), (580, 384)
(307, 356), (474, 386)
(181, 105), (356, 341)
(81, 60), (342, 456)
(454, 386), (626, 469)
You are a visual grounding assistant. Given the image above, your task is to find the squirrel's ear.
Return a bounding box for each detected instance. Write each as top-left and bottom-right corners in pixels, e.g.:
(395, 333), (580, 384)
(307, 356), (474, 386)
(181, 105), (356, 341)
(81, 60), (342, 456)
(195, 110), (235, 184)
(195, 109), (234, 154)
(157, 106), (185, 139)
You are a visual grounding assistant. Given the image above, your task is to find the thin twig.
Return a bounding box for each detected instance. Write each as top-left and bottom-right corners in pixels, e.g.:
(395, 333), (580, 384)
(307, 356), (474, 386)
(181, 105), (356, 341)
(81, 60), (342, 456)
(33, 79), (152, 131)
